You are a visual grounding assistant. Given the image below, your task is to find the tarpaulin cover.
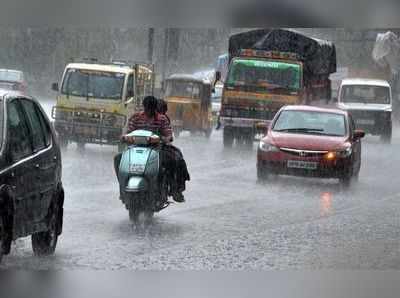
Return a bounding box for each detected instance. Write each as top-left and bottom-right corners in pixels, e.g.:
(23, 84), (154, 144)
(229, 29), (337, 76)
(372, 31), (400, 74)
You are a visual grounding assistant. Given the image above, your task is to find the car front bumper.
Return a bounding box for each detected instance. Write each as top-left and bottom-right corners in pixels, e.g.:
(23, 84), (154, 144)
(257, 150), (353, 179)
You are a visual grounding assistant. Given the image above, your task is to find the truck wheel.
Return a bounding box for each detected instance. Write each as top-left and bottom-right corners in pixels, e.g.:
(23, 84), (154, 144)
(174, 129), (181, 138)
(77, 142), (85, 153)
(380, 125), (392, 144)
(223, 128), (234, 148)
(244, 134), (254, 150)
(32, 201), (60, 256)
(59, 138), (68, 149)
(205, 128), (212, 139)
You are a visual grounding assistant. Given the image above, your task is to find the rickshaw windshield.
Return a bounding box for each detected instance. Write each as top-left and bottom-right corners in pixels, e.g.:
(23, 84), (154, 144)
(165, 81), (201, 100)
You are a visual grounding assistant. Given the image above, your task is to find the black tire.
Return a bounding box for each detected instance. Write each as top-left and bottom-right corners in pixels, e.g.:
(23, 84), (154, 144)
(205, 128), (212, 139)
(380, 124), (392, 144)
(223, 128), (234, 148)
(129, 207), (140, 223)
(244, 134), (254, 150)
(32, 202), (60, 256)
(174, 129), (181, 138)
(59, 137), (68, 149)
(257, 165), (268, 183)
(0, 215), (4, 264)
(77, 142), (85, 153)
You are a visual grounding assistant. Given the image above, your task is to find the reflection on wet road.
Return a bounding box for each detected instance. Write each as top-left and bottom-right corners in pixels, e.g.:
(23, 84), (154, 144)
(2, 100), (400, 269)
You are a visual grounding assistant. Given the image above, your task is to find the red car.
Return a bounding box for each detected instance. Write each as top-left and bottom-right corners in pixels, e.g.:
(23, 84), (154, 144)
(257, 105), (365, 186)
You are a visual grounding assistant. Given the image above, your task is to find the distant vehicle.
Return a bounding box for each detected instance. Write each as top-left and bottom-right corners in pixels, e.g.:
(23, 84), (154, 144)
(338, 78), (392, 143)
(257, 105), (365, 187)
(0, 91), (64, 263)
(211, 82), (223, 116)
(163, 74), (213, 138)
(51, 58), (155, 151)
(0, 69), (27, 93)
(215, 54), (228, 83)
(218, 29), (337, 148)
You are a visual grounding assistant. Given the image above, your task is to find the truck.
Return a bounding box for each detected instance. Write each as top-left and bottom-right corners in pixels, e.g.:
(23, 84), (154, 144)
(217, 29), (337, 148)
(51, 58), (155, 151)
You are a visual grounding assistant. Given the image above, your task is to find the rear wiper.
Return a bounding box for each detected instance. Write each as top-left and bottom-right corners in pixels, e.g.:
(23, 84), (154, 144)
(275, 128), (324, 133)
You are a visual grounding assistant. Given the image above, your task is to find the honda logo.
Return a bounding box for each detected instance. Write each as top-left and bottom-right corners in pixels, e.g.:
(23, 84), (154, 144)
(299, 151), (306, 157)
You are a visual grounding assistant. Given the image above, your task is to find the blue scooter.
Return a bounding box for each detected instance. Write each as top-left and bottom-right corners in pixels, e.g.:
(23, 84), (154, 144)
(118, 130), (170, 222)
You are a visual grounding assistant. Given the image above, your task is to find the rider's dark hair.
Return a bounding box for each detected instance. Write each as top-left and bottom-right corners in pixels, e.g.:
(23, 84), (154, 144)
(157, 98), (168, 114)
(143, 96), (159, 118)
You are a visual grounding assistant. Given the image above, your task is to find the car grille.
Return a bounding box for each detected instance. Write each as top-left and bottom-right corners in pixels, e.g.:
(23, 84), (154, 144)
(280, 147), (328, 158)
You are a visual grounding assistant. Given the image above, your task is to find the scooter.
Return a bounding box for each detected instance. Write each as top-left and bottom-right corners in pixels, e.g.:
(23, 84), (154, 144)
(117, 130), (170, 223)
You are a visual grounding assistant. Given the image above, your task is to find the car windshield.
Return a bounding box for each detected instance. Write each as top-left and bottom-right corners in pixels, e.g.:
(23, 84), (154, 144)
(273, 110), (346, 137)
(341, 85), (390, 104)
(0, 70), (22, 82)
(165, 81), (201, 99)
(226, 58), (301, 91)
(61, 68), (125, 100)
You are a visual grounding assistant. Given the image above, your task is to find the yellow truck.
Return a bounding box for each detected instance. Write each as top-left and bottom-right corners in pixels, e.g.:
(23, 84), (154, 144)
(217, 29), (337, 148)
(51, 59), (154, 150)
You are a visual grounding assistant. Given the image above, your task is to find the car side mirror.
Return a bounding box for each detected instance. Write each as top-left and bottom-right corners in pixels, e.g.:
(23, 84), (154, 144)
(51, 82), (59, 92)
(353, 129), (365, 140)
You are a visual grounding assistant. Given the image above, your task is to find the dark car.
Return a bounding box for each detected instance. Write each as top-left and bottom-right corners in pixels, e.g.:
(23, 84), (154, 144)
(257, 105), (365, 186)
(0, 91), (64, 263)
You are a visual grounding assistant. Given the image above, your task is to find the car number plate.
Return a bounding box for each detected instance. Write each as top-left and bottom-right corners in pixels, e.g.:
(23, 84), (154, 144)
(356, 118), (375, 125)
(287, 160), (318, 170)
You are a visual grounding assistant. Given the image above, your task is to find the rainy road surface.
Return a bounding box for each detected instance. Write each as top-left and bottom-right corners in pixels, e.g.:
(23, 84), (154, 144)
(2, 100), (400, 269)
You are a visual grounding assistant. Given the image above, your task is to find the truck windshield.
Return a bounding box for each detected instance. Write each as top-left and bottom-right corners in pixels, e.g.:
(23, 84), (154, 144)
(165, 81), (201, 99)
(61, 68), (125, 100)
(226, 59), (301, 91)
(341, 85), (390, 104)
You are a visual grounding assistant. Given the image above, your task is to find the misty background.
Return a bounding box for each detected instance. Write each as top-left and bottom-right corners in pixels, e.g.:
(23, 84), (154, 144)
(0, 28), (398, 97)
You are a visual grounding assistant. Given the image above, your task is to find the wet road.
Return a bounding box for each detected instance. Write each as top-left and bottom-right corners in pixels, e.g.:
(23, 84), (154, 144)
(2, 100), (400, 269)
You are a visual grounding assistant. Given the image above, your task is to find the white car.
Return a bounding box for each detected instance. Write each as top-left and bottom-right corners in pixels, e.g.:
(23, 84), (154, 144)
(337, 78), (392, 143)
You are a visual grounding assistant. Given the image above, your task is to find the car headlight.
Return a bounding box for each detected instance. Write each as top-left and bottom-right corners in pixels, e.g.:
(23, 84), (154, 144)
(336, 147), (352, 158)
(259, 140), (280, 152)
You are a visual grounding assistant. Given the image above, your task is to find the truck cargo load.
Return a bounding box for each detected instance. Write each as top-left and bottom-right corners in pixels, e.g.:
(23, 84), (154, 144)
(229, 29), (337, 76)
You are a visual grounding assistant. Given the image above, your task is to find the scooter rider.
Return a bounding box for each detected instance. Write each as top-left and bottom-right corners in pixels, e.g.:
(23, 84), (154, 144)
(114, 96), (185, 203)
(157, 99), (190, 197)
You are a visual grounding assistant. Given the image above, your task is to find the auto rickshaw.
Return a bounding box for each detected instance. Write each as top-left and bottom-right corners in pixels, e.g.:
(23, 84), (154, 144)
(163, 74), (213, 138)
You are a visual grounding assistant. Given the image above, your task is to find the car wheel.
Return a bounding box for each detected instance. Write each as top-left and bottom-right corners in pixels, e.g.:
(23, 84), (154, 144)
(257, 165), (269, 183)
(223, 128), (234, 148)
(0, 215), (4, 264)
(31, 202), (60, 256)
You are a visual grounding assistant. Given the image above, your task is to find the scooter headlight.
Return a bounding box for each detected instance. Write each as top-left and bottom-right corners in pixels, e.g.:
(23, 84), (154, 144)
(259, 140), (280, 152)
